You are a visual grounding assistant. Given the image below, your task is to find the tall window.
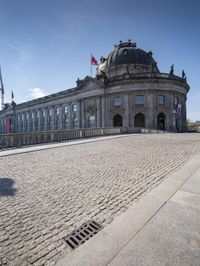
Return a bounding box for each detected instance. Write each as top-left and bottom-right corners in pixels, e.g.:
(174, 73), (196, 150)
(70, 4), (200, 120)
(30, 112), (34, 131)
(35, 111), (40, 131)
(72, 104), (77, 112)
(88, 115), (96, 128)
(24, 113), (28, 132)
(113, 96), (122, 107)
(72, 113), (78, 129)
(41, 110), (45, 131)
(63, 106), (69, 129)
(21, 114), (25, 131)
(55, 107), (60, 130)
(174, 96), (178, 106)
(158, 95), (165, 105)
(48, 109), (53, 130)
(135, 95), (144, 105)
(72, 104), (78, 129)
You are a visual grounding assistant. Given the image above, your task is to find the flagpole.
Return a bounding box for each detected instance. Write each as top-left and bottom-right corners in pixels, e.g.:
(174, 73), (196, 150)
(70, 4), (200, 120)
(90, 53), (92, 77)
(0, 66), (4, 111)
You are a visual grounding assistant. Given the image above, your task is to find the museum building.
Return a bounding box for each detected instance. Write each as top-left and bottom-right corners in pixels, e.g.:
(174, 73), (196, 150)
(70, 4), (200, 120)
(0, 40), (190, 133)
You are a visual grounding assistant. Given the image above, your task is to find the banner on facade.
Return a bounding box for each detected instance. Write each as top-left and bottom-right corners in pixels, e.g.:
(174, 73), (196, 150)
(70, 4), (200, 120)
(5, 117), (11, 133)
(173, 104), (182, 119)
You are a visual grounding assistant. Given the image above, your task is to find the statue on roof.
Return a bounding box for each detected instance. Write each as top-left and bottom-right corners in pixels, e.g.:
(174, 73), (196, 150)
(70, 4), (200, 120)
(169, 64), (174, 75)
(182, 70), (186, 79)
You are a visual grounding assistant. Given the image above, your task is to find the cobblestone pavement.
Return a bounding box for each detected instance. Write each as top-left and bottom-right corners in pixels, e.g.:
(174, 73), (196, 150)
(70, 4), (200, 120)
(1, 133), (200, 266)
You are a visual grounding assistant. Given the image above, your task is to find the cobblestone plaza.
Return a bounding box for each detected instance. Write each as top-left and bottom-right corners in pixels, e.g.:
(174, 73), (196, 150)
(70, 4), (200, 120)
(1, 133), (200, 265)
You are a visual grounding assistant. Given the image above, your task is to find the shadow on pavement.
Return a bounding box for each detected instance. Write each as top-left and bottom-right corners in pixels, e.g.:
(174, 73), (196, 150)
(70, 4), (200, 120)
(0, 178), (17, 196)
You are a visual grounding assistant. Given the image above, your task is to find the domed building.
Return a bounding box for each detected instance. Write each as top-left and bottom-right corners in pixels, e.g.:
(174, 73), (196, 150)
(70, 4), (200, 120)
(0, 40), (189, 134)
(96, 40), (189, 131)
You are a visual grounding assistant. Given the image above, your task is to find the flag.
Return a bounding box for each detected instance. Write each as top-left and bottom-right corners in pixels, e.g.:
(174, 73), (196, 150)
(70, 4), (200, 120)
(91, 54), (98, 65)
(11, 91), (14, 100)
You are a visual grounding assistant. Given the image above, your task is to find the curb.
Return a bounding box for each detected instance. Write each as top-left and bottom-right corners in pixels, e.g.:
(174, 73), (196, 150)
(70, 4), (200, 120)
(56, 155), (200, 266)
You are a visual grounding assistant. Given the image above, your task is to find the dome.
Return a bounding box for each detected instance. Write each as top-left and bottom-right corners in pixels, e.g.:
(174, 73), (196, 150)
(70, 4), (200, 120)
(107, 41), (158, 69)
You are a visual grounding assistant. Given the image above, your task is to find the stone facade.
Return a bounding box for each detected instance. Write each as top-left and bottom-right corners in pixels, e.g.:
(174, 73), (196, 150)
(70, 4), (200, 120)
(0, 41), (190, 133)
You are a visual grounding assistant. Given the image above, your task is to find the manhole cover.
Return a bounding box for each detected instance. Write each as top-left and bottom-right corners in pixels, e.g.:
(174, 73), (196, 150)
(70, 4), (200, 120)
(63, 220), (103, 250)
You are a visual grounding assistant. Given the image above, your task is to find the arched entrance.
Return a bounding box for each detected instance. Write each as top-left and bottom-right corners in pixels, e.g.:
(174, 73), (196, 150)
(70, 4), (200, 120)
(134, 113), (145, 127)
(157, 113), (165, 130)
(113, 114), (123, 127)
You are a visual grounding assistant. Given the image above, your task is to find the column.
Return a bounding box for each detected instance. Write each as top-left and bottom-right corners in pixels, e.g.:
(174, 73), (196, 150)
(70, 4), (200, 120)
(27, 112), (30, 132)
(96, 97), (101, 127)
(69, 104), (72, 129)
(147, 93), (154, 128)
(124, 94), (130, 128)
(101, 96), (105, 128)
(33, 111), (36, 131)
(77, 101), (81, 128)
(179, 97), (186, 132)
(59, 105), (63, 130)
(182, 97), (187, 132)
(81, 100), (85, 128)
(38, 110), (42, 131)
(78, 101), (82, 128)
(170, 94), (175, 131)
(52, 107), (55, 130)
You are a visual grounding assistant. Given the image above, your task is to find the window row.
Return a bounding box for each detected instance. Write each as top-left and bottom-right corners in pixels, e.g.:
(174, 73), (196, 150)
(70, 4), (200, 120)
(16, 104), (78, 120)
(113, 95), (179, 107)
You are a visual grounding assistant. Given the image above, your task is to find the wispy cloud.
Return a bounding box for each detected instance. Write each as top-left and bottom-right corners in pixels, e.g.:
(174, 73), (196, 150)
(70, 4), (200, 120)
(0, 40), (21, 53)
(28, 87), (46, 99)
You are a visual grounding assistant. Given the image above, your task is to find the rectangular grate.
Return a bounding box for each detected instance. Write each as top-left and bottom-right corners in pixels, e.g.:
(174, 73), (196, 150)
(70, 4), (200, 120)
(63, 220), (103, 250)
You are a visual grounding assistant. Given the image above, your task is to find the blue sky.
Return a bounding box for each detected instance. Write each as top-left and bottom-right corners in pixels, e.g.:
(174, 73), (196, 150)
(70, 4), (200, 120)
(0, 0), (199, 120)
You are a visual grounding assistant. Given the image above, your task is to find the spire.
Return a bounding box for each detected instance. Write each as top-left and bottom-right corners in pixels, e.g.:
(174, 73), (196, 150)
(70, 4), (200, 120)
(0, 66), (5, 110)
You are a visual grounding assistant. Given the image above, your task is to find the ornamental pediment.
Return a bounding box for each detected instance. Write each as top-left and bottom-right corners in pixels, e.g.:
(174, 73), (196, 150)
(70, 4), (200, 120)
(76, 76), (103, 90)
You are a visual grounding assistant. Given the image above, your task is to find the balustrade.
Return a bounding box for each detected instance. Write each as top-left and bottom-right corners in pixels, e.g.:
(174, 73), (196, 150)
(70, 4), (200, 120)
(108, 72), (188, 84)
(0, 127), (124, 149)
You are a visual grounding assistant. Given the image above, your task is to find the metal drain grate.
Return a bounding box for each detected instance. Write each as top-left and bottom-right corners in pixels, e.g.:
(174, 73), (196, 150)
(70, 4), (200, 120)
(63, 220), (103, 250)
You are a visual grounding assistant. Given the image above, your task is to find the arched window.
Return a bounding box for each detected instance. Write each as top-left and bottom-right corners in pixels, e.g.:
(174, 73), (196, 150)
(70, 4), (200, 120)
(123, 49), (128, 56)
(134, 113), (145, 127)
(113, 114), (123, 127)
(157, 113), (166, 130)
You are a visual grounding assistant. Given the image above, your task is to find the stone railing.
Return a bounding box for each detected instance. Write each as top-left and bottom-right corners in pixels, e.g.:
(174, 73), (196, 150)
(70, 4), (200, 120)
(108, 72), (188, 85)
(140, 128), (168, 134)
(0, 127), (125, 149)
(128, 127), (168, 134)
